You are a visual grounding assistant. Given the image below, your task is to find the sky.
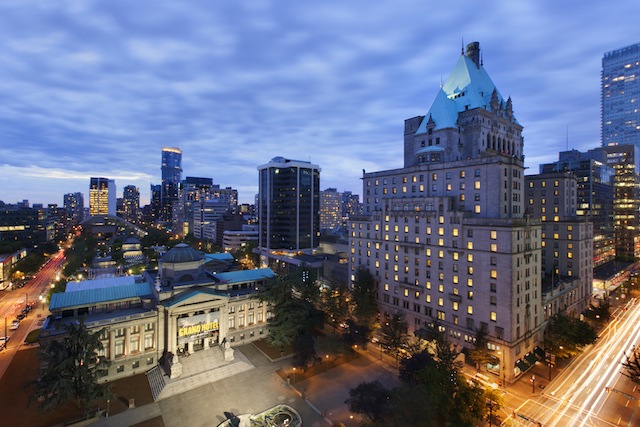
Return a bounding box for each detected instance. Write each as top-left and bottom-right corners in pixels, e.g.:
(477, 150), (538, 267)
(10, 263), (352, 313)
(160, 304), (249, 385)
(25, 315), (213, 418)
(0, 1), (639, 206)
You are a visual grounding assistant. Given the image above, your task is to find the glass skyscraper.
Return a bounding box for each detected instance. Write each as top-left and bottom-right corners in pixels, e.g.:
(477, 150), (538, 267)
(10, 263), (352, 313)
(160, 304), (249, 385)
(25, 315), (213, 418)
(161, 147), (182, 224)
(602, 42), (640, 147)
(257, 157), (320, 255)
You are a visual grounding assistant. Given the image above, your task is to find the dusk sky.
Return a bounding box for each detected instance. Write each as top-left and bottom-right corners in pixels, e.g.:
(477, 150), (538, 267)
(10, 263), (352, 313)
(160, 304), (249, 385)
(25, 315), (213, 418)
(1, 1), (639, 206)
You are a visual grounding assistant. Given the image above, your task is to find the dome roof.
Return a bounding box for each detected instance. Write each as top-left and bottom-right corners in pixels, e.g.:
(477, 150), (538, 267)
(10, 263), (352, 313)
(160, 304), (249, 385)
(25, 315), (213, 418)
(160, 243), (204, 264)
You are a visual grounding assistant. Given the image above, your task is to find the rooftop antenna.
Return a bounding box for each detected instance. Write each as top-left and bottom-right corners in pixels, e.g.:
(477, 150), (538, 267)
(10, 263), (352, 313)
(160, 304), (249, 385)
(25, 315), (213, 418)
(480, 50), (483, 66)
(461, 37), (464, 55)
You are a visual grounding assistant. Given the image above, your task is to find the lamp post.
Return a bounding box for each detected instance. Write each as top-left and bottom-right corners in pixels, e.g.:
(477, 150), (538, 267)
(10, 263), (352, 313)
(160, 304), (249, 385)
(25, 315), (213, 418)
(325, 354), (329, 372)
(530, 375), (535, 393)
(292, 367), (296, 384)
(106, 399), (110, 418)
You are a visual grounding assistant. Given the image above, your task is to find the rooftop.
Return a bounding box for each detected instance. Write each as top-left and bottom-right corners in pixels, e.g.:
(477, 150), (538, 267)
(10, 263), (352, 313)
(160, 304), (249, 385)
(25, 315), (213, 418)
(50, 282), (154, 311)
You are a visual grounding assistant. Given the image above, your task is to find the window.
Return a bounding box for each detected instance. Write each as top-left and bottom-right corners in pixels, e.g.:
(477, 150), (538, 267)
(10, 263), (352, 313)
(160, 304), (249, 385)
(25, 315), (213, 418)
(116, 365), (124, 373)
(228, 317), (236, 329)
(146, 357), (154, 366)
(490, 270), (497, 279)
(474, 181), (481, 189)
(490, 312), (497, 322)
(132, 360), (140, 369)
(467, 305), (473, 314)
(490, 243), (497, 252)
(144, 334), (154, 350)
(490, 230), (497, 239)
(115, 340), (125, 357)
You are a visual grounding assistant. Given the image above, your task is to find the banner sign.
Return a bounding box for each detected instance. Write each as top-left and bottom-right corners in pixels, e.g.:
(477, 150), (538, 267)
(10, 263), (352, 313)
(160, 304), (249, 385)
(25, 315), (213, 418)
(177, 312), (219, 344)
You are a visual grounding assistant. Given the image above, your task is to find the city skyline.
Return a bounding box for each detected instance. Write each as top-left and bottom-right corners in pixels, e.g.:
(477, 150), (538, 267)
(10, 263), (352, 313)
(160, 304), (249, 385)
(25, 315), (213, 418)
(0, 1), (638, 206)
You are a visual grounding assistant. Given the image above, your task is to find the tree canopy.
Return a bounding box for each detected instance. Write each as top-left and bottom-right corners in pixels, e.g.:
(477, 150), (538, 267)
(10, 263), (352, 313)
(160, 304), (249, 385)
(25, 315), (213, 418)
(544, 312), (597, 358)
(28, 320), (111, 412)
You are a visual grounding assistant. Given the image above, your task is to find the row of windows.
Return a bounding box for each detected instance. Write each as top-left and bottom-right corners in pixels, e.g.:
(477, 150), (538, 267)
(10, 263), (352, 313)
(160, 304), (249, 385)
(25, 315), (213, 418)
(367, 169), (483, 187)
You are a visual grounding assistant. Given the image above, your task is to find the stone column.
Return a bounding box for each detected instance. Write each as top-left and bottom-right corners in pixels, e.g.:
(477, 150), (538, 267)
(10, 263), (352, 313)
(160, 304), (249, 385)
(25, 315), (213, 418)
(124, 327), (130, 356)
(109, 330), (116, 361)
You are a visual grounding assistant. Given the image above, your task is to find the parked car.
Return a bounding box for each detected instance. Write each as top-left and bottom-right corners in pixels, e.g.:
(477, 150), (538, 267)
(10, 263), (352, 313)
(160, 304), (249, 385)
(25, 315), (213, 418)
(9, 320), (20, 331)
(16, 313), (26, 321)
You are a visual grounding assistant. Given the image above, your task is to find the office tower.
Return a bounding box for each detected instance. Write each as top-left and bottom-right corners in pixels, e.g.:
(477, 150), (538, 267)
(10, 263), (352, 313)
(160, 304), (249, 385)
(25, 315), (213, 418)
(601, 144), (640, 260)
(320, 188), (342, 231)
(257, 157), (320, 265)
(350, 42), (543, 384)
(63, 192), (84, 225)
(602, 42), (640, 148)
(161, 147), (182, 224)
(540, 150), (615, 267)
(173, 177), (213, 237)
(123, 185), (140, 224)
(193, 199), (228, 241)
(525, 172), (593, 315)
(149, 184), (162, 223)
(89, 177), (116, 216)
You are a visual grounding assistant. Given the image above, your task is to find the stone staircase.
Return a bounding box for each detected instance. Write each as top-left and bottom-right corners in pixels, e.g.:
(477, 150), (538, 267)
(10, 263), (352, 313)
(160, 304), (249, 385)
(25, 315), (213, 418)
(145, 365), (166, 401)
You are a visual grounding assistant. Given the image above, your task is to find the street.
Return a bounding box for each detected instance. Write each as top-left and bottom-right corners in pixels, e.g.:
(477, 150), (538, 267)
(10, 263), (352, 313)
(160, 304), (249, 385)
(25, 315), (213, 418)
(509, 298), (640, 426)
(0, 249), (65, 379)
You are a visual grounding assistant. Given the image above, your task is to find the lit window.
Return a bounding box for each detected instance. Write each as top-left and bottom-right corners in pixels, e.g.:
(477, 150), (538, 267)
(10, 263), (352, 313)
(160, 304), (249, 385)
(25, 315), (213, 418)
(490, 230), (497, 239)
(490, 244), (497, 252)
(475, 181), (481, 189)
(490, 270), (497, 279)
(490, 312), (497, 321)
(467, 305), (473, 315)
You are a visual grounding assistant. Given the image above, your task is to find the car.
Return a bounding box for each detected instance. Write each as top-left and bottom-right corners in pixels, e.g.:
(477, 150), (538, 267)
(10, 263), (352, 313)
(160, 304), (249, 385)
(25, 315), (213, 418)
(16, 313), (26, 321)
(25, 305), (33, 312)
(9, 320), (20, 331)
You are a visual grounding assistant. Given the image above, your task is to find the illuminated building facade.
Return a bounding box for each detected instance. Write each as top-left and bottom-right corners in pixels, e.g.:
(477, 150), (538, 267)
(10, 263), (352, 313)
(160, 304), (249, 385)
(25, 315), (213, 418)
(602, 42), (640, 148)
(41, 244), (275, 382)
(320, 188), (342, 231)
(63, 192), (85, 226)
(257, 157), (320, 267)
(540, 150), (615, 267)
(122, 185), (140, 224)
(349, 42), (544, 384)
(89, 177), (116, 216)
(161, 147), (182, 224)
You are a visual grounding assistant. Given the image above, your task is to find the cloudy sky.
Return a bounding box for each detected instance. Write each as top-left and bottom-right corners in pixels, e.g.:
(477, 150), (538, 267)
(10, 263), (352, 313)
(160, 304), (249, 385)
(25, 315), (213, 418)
(0, 0), (638, 206)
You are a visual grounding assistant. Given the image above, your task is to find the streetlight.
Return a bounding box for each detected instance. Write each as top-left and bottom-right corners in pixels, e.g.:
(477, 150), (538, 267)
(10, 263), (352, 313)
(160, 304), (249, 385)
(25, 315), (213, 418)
(325, 354), (329, 372)
(106, 399), (110, 417)
(292, 367), (296, 384)
(530, 375), (535, 393)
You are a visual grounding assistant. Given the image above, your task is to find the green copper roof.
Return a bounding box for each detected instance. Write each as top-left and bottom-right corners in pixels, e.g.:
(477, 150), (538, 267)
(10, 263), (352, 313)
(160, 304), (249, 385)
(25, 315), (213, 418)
(50, 282), (154, 311)
(210, 267), (275, 284)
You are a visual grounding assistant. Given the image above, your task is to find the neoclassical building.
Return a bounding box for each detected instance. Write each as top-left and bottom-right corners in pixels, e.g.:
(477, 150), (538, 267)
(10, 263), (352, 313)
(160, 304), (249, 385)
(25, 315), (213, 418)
(43, 243), (274, 382)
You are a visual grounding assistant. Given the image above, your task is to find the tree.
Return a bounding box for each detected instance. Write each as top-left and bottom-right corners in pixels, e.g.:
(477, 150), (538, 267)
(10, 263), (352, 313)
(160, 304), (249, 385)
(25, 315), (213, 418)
(379, 311), (409, 366)
(467, 328), (494, 372)
(544, 312), (597, 358)
(28, 320), (111, 412)
(621, 346), (640, 384)
(321, 280), (350, 331)
(342, 319), (371, 349)
(345, 380), (391, 424)
(395, 326), (486, 426)
(259, 271), (321, 363)
(351, 267), (378, 326)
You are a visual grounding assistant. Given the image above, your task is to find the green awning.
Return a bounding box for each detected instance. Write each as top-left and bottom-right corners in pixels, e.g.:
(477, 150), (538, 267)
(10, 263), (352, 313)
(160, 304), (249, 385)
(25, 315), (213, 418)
(534, 347), (546, 360)
(525, 352), (537, 366)
(515, 359), (530, 372)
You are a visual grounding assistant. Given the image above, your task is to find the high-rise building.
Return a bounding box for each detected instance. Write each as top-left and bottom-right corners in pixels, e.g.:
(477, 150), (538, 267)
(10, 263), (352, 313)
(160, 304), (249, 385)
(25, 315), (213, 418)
(602, 42), (640, 148)
(173, 177), (213, 237)
(350, 42), (543, 384)
(601, 144), (640, 260)
(122, 185), (140, 224)
(63, 192), (84, 225)
(89, 177), (116, 216)
(539, 150), (615, 267)
(161, 147), (182, 224)
(320, 188), (342, 232)
(525, 172), (593, 316)
(257, 157), (320, 266)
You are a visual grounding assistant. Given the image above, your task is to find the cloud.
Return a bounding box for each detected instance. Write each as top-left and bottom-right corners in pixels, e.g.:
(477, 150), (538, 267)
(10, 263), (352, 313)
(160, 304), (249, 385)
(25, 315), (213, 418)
(0, 0), (639, 207)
